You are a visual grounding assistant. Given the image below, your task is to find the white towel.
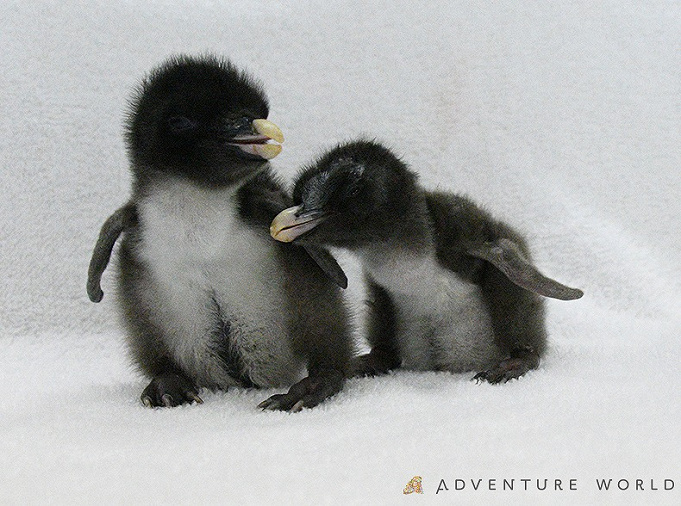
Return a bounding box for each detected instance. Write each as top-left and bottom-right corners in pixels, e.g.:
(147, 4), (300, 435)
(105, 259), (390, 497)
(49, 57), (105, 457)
(1, 1), (679, 503)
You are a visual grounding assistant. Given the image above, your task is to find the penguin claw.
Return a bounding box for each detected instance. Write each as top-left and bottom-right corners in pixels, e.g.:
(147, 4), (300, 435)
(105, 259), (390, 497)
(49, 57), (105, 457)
(473, 369), (513, 384)
(474, 347), (540, 384)
(257, 395), (309, 413)
(472, 371), (487, 384)
(473, 358), (534, 384)
(289, 400), (305, 413)
(351, 350), (400, 377)
(140, 372), (202, 408)
(187, 392), (204, 404)
(258, 396), (283, 411)
(257, 370), (344, 412)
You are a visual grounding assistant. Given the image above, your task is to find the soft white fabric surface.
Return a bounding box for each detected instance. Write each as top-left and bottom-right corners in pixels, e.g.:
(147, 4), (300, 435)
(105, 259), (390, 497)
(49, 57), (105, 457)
(1, 1), (679, 504)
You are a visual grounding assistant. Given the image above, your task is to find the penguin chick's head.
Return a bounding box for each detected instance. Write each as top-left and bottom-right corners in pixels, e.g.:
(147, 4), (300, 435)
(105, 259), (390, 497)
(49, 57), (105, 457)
(270, 140), (420, 249)
(126, 55), (284, 187)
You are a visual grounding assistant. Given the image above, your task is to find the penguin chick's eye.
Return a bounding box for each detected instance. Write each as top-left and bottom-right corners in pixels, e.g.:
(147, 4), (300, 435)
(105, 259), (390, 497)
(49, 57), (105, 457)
(167, 116), (197, 134)
(345, 165), (366, 197)
(345, 184), (361, 198)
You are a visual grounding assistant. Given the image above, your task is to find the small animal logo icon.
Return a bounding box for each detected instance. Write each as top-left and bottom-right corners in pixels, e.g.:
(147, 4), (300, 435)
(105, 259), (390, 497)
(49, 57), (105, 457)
(403, 476), (424, 494)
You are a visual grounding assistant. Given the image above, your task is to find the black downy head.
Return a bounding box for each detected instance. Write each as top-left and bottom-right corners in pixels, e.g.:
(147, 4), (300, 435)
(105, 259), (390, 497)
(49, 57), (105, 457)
(126, 54), (284, 187)
(270, 139), (425, 250)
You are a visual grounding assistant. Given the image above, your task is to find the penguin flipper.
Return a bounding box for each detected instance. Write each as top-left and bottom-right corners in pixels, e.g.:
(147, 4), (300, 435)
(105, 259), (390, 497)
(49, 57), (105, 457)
(467, 238), (583, 301)
(87, 203), (137, 302)
(303, 246), (348, 289)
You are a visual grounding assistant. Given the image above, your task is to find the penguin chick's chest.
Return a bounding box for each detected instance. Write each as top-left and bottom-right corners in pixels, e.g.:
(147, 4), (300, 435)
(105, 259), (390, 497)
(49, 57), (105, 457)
(365, 253), (501, 372)
(135, 178), (302, 388)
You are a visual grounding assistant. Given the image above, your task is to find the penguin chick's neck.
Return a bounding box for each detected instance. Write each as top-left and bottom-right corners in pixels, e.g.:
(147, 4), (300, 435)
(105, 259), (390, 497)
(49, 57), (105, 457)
(357, 191), (436, 293)
(132, 162), (267, 196)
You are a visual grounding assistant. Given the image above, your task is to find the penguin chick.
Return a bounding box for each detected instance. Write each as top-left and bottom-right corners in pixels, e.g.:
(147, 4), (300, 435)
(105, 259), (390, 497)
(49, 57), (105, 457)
(87, 55), (353, 411)
(270, 140), (583, 383)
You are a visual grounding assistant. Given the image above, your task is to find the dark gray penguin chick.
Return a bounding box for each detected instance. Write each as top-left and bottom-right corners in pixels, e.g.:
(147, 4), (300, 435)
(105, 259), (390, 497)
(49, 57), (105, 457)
(86, 55), (353, 411)
(270, 140), (583, 383)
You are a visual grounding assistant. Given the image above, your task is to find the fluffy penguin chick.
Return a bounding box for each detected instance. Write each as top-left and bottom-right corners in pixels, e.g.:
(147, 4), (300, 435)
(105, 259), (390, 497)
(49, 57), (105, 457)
(87, 55), (352, 411)
(270, 140), (583, 383)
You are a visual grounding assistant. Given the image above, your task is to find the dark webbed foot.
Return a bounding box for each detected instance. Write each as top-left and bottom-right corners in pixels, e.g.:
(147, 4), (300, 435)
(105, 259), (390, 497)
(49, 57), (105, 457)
(258, 370), (344, 413)
(352, 349), (401, 377)
(473, 347), (540, 384)
(141, 372), (203, 407)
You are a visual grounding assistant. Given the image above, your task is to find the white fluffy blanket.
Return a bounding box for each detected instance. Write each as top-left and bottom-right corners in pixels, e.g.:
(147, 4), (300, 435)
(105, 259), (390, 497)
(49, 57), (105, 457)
(1, 1), (679, 503)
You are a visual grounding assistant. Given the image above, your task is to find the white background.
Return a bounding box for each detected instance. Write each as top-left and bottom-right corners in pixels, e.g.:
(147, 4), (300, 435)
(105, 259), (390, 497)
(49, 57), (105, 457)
(1, 1), (679, 504)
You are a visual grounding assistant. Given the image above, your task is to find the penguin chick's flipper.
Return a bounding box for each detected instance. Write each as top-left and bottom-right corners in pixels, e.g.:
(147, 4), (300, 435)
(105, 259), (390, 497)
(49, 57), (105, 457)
(303, 246), (348, 289)
(87, 203), (137, 302)
(473, 346), (540, 384)
(258, 369), (344, 413)
(141, 371), (203, 408)
(467, 238), (584, 301)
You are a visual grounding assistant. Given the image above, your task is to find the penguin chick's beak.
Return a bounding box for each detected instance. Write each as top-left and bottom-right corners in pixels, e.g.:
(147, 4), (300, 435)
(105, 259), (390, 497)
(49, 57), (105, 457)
(228, 119), (284, 160)
(270, 205), (328, 243)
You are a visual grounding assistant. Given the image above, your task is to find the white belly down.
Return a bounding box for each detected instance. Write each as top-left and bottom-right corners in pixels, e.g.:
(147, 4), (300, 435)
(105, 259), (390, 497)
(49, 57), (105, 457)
(135, 179), (303, 389)
(368, 254), (502, 372)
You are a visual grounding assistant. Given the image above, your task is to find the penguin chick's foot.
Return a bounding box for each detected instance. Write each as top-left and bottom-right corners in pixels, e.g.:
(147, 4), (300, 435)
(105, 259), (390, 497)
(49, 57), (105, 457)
(141, 372), (203, 408)
(351, 349), (401, 377)
(258, 370), (344, 413)
(473, 347), (540, 384)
